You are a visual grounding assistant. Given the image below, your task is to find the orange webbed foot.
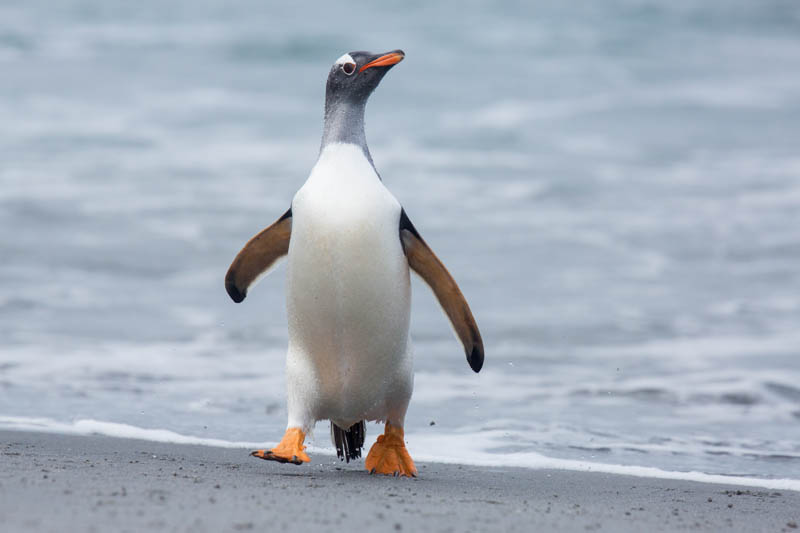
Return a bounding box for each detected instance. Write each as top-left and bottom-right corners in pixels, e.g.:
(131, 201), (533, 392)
(365, 423), (417, 477)
(251, 427), (310, 465)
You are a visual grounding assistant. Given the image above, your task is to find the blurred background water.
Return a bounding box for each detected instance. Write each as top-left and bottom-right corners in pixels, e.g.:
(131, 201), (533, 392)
(1, 0), (799, 479)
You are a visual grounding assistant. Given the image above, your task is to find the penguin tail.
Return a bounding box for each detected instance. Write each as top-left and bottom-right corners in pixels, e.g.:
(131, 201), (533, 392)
(330, 420), (366, 463)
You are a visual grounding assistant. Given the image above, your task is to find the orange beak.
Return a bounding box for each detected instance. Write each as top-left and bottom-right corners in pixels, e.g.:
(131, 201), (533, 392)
(359, 51), (405, 73)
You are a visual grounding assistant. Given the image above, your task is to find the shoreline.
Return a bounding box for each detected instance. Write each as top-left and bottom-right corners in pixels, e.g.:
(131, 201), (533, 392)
(1, 415), (798, 492)
(1, 429), (798, 532)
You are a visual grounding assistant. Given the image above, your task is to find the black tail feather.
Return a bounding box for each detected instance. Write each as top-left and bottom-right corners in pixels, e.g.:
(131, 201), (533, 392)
(330, 420), (366, 462)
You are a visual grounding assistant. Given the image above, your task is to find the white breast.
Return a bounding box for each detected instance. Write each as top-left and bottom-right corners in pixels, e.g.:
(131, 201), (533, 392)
(285, 143), (412, 425)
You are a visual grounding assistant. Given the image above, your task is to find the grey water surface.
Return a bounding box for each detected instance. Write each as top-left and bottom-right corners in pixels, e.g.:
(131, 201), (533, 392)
(1, 0), (799, 479)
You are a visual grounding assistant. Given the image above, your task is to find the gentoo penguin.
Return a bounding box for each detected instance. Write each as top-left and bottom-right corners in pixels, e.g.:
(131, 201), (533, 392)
(225, 50), (483, 477)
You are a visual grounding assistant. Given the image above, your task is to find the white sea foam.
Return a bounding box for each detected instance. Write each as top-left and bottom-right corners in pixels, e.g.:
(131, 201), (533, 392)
(0, 416), (270, 449)
(407, 430), (800, 492)
(1, 416), (797, 492)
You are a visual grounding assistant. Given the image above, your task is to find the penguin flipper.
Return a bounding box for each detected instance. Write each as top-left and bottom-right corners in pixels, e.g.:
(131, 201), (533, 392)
(225, 208), (292, 303)
(399, 209), (484, 373)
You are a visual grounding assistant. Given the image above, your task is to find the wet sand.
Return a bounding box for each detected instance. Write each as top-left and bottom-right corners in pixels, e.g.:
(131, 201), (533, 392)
(0, 430), (797, 532)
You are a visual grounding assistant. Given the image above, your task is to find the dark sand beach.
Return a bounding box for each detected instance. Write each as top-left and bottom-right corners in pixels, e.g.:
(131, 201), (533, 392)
(0, 430), (797, 532)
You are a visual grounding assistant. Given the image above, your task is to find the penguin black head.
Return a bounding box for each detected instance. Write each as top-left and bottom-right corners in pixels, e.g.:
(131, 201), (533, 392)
(325, 50), (404, 110)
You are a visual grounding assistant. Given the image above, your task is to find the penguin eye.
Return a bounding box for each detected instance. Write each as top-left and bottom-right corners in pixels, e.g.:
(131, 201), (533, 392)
(342, 62), (356, 75)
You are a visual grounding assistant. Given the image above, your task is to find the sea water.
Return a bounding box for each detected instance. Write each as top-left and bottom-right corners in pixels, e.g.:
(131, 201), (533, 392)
(1, 0), (799, 482)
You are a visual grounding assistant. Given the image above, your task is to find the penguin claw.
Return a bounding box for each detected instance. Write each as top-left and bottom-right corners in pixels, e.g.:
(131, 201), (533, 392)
(250, 449), (306, 465)
(250, 428), (310, 465)
(365, 423), (417, 478)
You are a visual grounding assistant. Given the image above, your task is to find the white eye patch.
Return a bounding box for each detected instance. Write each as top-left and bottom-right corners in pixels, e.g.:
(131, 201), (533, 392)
(334, 53), (355, 66)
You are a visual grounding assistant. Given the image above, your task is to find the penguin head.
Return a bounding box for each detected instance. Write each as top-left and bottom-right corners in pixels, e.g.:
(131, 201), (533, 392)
(325, 50), (405, 109)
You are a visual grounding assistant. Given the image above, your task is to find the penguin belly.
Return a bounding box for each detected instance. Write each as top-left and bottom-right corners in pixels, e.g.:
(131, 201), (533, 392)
(284, 143), (413, 431)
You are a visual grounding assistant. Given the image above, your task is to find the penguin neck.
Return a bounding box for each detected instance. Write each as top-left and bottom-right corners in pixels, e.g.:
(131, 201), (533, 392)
(320, 100), (374, 165)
